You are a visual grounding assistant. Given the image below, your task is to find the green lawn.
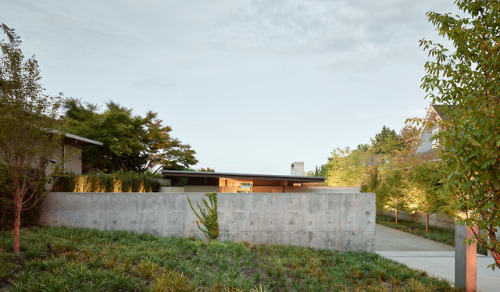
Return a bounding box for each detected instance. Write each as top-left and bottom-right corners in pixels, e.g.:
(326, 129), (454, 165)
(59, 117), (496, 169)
(0, 226), (457, 291)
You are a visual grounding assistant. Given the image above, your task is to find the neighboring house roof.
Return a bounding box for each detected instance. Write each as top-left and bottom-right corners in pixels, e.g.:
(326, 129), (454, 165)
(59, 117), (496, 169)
(162, 170), (326, 183)
(416, 104), (453, 156)
(427, 104), (453, 122)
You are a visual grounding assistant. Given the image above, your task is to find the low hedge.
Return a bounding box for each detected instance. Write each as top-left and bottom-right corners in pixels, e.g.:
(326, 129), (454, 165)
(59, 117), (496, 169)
(53, 171), (161, 193)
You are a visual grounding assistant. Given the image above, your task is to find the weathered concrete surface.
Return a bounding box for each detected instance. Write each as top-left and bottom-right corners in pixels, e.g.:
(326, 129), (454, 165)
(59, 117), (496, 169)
(39, 192), (207, 238)
(218, 192), (375, 251)
(40, 191), (375, 251)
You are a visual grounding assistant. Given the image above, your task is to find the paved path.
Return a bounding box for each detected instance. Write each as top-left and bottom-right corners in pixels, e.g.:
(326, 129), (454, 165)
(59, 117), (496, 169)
(375, 224), (499, 292)
(375, 224), (455, 251)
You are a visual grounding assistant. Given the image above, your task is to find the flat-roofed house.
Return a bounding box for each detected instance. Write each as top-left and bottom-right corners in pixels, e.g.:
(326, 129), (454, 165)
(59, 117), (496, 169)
(46, 132), (103, 175)
(161, 162), (359, 193)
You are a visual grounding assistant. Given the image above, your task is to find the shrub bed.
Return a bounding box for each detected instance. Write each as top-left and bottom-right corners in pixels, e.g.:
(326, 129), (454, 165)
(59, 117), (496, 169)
(53, 171), (161, 193)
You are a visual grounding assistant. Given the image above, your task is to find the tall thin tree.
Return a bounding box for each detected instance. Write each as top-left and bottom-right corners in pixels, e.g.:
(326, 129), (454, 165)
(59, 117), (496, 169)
(0, 24), (62, 253)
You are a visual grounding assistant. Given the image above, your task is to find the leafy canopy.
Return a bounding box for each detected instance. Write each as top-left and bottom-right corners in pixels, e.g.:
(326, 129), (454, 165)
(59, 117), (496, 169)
(420, 0), (499, 269)
(61, 98), (198, 173)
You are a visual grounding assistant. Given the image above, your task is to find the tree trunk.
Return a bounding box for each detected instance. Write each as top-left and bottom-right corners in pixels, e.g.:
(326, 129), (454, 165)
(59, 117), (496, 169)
(426, 213), (429, 231)
(493, 251), (500, 270)
(13, 201), (21, 254)
(395, 210), (398, 224)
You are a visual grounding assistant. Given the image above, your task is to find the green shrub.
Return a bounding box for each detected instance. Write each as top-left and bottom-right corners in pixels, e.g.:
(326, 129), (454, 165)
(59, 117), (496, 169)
(187, 192), (219, 240)
(53, 171), (161, 193)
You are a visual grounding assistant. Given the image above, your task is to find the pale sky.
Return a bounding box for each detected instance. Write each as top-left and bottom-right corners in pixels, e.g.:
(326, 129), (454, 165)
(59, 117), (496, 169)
(0, 0), (458, 175)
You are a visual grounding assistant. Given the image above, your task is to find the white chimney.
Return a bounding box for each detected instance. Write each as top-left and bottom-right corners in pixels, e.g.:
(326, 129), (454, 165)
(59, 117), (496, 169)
(291, 162), (304, 176)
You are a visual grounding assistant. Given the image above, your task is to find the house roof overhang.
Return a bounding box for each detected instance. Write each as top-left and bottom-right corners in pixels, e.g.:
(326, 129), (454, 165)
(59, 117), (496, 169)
(48, 129), (103, 146)
(63, 133), (103, 146)
(161, 170), (326, 183)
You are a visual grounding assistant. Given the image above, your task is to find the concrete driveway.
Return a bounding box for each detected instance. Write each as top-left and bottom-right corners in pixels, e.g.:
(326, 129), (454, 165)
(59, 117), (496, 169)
(375, 224), (499, 292)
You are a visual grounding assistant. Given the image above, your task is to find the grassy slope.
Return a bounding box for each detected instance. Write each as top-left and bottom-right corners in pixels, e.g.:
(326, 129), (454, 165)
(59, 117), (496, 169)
(0, 226), (457, 291)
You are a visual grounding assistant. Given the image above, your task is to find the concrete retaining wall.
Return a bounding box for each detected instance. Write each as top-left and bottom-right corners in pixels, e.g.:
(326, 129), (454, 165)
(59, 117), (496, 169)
(40, 191), (375, 251)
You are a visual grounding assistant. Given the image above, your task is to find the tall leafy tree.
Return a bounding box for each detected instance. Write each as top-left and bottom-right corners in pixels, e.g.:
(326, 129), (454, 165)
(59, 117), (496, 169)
(0, 24), (62, 253)
(408, 161), (450, 230)
(361, 125), (452, 225)
(370, 126), (403, 155)
(62, 98), (197, 173)
(375, 169), (409, 223)
(326, 146), (373, 186)
(420, 0), (499, 268)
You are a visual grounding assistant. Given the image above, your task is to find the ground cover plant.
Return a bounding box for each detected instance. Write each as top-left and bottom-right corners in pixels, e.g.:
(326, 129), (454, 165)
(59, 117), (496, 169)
(0, 226), (457, 291)
(376, 215), (488, 255)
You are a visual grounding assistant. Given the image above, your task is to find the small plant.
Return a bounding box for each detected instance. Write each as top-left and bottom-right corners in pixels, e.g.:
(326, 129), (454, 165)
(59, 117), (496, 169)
(187, 192), (219, 240)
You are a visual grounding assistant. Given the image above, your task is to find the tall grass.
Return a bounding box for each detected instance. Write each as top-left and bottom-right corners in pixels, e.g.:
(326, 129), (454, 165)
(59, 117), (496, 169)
(0, 226), (457, 291)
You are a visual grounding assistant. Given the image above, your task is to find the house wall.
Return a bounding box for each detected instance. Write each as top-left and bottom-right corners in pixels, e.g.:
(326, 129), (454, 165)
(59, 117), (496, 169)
(64, 144), (83, 174)
(185, 186), (219, 192)
(160, 186), (219, 193)
(45, 143), (83, 175)
(39, 191), (375, 251)
(417, 127), (436, 154)
(251, 186), (285, 193)
(285, 186), (361, 193)
(160, 185), (359, 194)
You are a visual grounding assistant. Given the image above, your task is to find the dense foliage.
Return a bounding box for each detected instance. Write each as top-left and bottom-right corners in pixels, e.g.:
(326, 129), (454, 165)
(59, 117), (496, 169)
(61, 98), (198, 173)
(53, 171), (161, 193)
(420, 0), (499, 268)
(325, 147), (371, 186)
(324, 125), (452, 228)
